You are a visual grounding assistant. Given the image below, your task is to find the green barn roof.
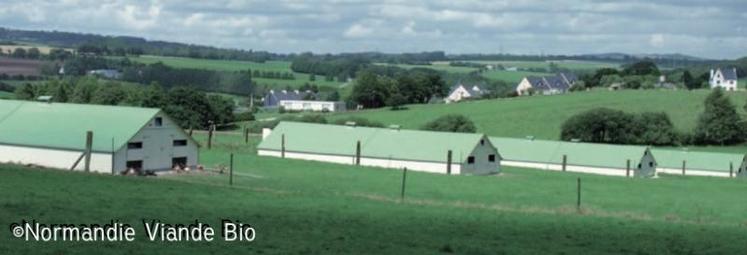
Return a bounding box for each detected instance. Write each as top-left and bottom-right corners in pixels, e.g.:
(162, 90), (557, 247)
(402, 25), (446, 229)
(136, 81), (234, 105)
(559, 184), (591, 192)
(489, 137), (651, 169)
(0, 99), (160, 153)
(651, 149), (744, 173)
(257, 122), (488, 163)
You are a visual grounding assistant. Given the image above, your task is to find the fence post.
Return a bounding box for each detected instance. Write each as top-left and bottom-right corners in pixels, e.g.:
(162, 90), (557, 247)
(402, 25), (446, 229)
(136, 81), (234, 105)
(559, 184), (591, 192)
(562, 155), (567, 172)
(189, 126), (193, 136)
(207, 125), (214, 149)
(682, 160), (686, 176)
(626, 159), (630, 177)
(229, 153), (234, 186)
(400, 167), (408, 202)
(244, 126), (249, 144)
(84, 131), (93, 172)
(730, 162), (734, 178)
(355, 141), (361, 166)
(576, 177), (581, 212)
(446, 150), (453, 175)
(281, 134), (286, 158)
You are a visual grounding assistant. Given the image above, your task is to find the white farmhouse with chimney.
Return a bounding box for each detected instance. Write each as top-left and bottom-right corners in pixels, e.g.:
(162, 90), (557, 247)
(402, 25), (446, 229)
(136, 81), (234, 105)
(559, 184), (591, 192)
(710, 68), (738, 91)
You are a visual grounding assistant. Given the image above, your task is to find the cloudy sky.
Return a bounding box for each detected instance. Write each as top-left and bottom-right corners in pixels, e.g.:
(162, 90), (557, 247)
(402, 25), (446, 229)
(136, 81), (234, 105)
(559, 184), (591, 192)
(0, 0), (745, 59)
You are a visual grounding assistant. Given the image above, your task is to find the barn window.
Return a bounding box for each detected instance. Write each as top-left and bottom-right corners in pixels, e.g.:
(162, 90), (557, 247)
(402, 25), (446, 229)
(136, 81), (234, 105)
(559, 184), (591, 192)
(480, 139), (485, 146)
(467, 156), (475, 164)
(488, 154), (496, 162)
(173, 139), (188, 147)
(637, 163), (642, 169)
(127, 142), (143, 149)
(649, 162), (654, 167)
(154, 117), (163, 127)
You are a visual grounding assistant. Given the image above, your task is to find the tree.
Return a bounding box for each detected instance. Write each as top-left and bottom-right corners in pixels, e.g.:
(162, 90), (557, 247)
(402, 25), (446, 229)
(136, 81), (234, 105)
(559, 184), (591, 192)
(71, 77), (99, 103)
(561, 108), (635, 144)
(206, 95), (236, 125)
(14, 83), (36, 100)
(325, 91), (340, 101)
(26, 47), (40, 59)
(349, 71), (392, 109)
(694, 89), (745, 145)
(11, 48), (27, 58)
(682, 71), (701, 90)
(421, 114), (477, 133)
(91, 83), (126, 105)
(622, 61), (660, 76)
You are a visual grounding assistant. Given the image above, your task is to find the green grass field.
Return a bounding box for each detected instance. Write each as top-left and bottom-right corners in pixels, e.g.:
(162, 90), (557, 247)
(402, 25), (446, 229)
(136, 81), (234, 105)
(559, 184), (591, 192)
(0, 90), (13, 99)
(2, 134), (747, 254)
(376, 62), (479, 74)
(329, 89), (747, 140)
(126, 55), (345, 89)
(480, 70), (552, 83)
(465, 60), (620, 71)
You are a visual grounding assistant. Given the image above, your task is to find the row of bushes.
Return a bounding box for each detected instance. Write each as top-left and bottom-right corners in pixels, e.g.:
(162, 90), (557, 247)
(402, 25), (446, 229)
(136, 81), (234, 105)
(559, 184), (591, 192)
(247, 114), (478, 134)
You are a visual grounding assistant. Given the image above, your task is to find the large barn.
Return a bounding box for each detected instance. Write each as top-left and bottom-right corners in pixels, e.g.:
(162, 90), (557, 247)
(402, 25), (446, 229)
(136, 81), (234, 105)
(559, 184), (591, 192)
(257, 122), (501, 175)
(489, 137), (656, 177)
(652, 149), (746, 177)
(0, 99), (198, 174)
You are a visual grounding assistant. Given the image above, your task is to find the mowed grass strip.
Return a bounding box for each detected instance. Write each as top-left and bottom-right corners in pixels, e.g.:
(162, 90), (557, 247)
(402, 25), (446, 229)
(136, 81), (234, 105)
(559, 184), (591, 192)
(2, 133), (747, 254)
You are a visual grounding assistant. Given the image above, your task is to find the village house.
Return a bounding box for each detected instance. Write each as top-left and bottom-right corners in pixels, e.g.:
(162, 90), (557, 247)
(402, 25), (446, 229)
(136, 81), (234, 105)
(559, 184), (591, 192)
(444, 83), (490, 103)
(709, 67), (738, 91)
(278, 100), (346, 112)
(263, 89), (315, 107)
(515, 73), (577, 96)
(0, 99), (199, 174)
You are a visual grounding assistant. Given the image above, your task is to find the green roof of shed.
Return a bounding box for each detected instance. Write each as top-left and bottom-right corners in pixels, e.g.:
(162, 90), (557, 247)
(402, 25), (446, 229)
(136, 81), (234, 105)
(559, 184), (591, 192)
(489, 137), (650, 169)
(257, 122), (487, 163)
(651, 149), (744, 172)
(0, 99), (159, 153)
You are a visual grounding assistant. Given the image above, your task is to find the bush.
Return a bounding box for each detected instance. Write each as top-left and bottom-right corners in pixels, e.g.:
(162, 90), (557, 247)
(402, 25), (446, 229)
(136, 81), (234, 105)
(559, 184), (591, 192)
(560, 108), (679, 145)
(332, 117), (384, 128)
(234, 111), (255, 122)
(693, 89), (745, 145)
(421, 114), (476, 133)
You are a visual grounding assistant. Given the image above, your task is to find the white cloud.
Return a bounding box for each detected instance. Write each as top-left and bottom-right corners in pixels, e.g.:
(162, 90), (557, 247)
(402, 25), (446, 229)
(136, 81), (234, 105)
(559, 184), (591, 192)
(649, 34), (665, 48)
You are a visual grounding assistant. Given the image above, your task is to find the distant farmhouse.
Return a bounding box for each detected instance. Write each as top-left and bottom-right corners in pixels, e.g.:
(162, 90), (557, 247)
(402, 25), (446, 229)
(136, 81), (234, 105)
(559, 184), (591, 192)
(445, 83), (490, 103)
(516, 73), (577, 96)
(263, 89), (345, 112)
(0, 100), (198, 174)
(88, 69), (121, 79)
(258, 122), (501, 175)
(709, 67), (738, 91)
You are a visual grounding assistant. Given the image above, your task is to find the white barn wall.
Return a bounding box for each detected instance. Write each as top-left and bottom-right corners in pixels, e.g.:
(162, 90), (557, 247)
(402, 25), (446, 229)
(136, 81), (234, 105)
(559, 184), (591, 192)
(258, 149), (463, 174)
(502, 160), (630, 177)
(0, 144), (112, 173)
(113, 113), (199, 172)
(657, 167), (730, 177)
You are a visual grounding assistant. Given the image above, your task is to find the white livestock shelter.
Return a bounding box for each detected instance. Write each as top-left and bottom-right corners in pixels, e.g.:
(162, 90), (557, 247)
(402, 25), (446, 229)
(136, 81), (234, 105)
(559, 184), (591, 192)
(257, 122), (501, 175)
(278, 100), (346, 112)
(0, 99), (198, 174)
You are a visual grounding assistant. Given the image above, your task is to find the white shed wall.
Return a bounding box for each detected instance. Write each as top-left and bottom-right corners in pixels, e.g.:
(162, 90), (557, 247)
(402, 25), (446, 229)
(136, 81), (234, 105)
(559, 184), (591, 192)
(258, 149), (462, 174)
(0, 144), (112, 173)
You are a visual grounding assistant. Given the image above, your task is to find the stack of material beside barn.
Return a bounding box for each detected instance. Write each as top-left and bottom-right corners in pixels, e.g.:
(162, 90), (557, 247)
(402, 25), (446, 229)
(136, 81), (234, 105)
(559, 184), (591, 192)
(0, 99), (198, 174)
(489, 137), (656, 177)
(652, 149), (746, 177)
(257, 122), (501, 175)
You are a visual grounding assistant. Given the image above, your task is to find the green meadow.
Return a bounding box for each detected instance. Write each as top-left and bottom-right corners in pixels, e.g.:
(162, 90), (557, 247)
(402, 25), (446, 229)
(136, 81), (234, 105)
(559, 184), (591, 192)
(480, 69), (552, 83)
(2, 133), (747, 254)
(376, 62), (479, 74)
(466, 60), (620, 71)
(0, 90), (13, 99)
(328, 89), (747, 141)
(126, 55), (345, 89)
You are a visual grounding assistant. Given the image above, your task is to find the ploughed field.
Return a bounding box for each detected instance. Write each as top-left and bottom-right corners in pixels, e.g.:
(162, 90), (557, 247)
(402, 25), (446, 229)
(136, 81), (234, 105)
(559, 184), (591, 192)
(1, 133), (746, 254)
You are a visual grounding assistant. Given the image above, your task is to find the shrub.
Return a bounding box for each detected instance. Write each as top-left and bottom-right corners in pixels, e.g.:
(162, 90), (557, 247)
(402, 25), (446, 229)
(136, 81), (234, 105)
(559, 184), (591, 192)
(560, 108), (679, 145)
(421, 114), (476, 133)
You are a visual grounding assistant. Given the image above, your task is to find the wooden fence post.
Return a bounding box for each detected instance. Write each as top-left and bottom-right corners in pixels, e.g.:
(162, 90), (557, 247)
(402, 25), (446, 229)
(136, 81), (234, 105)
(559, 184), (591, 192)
(355, 141), (361, 165)
(576, 177), (581, 212)
(562, 155), (567, 172)
(229, 153), (234, 186)
(400, 167), (408, 202)
(446, 150), (453, 175)
(84, 131), (93, 172)
(281, 134), (286, 158)
(207, 125), (214, 149)
(244, 126), (249, 144)
(189, 126), (193, 136)
(730, 162), (734, 178)
(626, 159), (630, 177)
(682, 160), (686, 176)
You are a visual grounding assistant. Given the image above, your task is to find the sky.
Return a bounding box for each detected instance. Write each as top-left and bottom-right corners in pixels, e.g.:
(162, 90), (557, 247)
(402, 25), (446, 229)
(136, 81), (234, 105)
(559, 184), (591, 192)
(0, 0), (745, 59)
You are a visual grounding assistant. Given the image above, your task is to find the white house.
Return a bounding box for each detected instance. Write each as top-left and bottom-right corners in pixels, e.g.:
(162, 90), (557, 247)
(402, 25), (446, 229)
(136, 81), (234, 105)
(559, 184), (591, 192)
(710, 67), (738, 91)
(279, 100), (346, 112)
(516, 73), (577, 96)
(257, 122), (501, 175)
(445, 84), (489, 103)
(0, 99), (199, 174)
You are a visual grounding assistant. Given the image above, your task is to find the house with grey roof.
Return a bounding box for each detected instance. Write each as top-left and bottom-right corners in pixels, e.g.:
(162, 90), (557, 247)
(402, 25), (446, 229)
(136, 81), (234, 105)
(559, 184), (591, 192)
(710, 67), (738, 91)
(516, 73), (577, 96)
(263, 89), (315, 107)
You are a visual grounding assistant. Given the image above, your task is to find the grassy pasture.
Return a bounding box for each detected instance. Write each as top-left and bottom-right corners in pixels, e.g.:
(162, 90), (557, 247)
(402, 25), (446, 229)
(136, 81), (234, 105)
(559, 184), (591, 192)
(2, 133), (747, 254)
(0, 90), (13, 99)
(328, 89), (747, 140)
(466, 60), (620, 71)
(126, 55), (345, 89)
(376, 62), (479, 74)
(480, 69), (552, 83)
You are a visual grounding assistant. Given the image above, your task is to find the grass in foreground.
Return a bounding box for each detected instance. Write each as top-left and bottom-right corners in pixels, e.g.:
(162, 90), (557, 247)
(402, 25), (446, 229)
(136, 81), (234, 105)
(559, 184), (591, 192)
(2, 134), (747, 254)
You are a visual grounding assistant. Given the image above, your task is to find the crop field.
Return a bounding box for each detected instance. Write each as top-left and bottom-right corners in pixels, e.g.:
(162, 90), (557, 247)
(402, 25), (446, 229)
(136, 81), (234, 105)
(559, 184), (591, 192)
(126, 55), (345, 89)
(0, 57), (46, 76)
(480, 69), (552, 84)
(0, 44), (71, 55)
(2, 133), (747, 254)
(329, 89), (747, 140)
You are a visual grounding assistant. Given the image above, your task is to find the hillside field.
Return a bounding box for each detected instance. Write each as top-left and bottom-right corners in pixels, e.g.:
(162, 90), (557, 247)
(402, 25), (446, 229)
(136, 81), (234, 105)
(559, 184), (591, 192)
(0, 90), (13, 99)
(465, 60), (620, 71)
(126, 55), (345, 89)
(480, 69), (552, 83)
(2, 133), (747, 254)
(328, 89), (747, 141)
